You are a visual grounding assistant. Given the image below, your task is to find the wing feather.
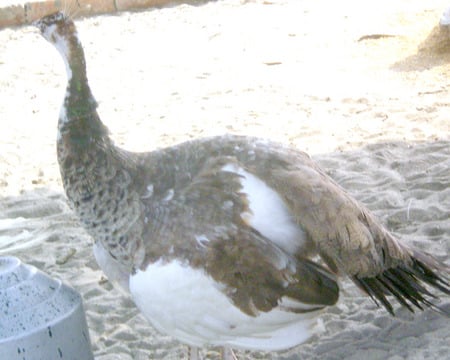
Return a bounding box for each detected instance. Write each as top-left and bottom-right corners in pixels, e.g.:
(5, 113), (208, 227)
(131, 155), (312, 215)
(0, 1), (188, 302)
(141, 155), (339, 316)
(264, 163), (449, 315)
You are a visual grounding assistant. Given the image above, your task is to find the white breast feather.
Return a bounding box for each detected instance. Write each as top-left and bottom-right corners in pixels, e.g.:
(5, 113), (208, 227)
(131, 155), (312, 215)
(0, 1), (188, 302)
(129, 260), (322, 351)
(222, 164), (306, 254)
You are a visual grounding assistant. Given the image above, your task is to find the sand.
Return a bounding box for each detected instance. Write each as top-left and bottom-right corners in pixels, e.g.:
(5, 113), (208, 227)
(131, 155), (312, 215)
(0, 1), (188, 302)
(0, 0), (449, 359)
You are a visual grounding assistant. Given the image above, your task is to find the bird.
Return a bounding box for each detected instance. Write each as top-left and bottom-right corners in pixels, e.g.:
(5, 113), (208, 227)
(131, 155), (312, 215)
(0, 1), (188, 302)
(34, 11), (449, 360)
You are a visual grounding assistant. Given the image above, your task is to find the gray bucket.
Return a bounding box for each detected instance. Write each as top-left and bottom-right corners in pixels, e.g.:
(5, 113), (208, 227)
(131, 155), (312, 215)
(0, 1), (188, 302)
(0, 256), (94, 360)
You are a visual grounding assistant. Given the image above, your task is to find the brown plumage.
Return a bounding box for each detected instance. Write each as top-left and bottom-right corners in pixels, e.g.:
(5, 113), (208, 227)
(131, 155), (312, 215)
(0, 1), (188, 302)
(35, 11), (449, 360)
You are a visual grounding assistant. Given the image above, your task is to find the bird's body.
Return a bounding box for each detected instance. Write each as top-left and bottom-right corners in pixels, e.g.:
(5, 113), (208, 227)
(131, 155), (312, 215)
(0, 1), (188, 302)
(60, 125), (340, 350)
(35, 12), (449, 359)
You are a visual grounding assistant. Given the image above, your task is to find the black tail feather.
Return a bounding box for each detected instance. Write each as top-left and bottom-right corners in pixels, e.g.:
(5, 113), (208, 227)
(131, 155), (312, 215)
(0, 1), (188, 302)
(355, 276), (395, 315)
(409, 254), (450, 295)
(376, 273), (418, 313)
(353, 252), (449, 316)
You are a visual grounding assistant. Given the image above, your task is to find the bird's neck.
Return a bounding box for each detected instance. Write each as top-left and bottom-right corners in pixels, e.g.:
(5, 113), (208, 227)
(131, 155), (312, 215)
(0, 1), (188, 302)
(57, 33), (108, 148)
(51, 27), (144, 271)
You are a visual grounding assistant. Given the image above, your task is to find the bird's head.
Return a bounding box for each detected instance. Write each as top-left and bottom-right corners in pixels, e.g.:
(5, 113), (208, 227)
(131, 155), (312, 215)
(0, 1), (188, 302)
(34, 12), (83, 80)
(34, 12), (76, 46)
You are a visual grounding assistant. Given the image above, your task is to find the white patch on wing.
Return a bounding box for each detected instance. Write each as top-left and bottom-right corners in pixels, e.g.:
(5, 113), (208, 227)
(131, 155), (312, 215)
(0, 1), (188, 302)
(195, 234), (209, 248)
(141, 184), (154, 199)
(279, 297), (323, 312)
(162, 188), (174, 202)
(129, 260), (321, 351)
(222, 164), (306, 254)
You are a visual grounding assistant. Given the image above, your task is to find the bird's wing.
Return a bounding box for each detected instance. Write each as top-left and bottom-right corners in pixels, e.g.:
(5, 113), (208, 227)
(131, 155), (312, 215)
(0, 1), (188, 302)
(140, 155), (339, 316)
(201, 225), (339, 316)
(265, 162), (449, 315)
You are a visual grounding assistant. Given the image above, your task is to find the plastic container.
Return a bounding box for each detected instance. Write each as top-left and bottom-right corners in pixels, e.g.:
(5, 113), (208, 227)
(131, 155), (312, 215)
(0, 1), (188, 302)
(0, 256), (94, 360)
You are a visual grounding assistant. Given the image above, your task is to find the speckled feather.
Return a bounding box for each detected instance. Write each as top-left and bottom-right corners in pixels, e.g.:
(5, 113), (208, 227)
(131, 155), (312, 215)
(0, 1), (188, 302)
(35, 11), (449, 356)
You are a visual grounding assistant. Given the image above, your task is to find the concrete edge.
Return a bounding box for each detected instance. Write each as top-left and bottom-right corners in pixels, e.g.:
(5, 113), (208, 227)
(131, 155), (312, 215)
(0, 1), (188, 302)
(0, 0), (209, 29)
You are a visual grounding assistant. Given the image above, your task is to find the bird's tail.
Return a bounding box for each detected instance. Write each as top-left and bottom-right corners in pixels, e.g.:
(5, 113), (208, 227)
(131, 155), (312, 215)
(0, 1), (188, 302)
(352, 244), (450, 316)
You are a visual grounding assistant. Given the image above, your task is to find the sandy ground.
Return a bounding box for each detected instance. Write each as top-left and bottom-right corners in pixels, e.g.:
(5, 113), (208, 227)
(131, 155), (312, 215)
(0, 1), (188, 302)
(0, 0), (449, 359)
